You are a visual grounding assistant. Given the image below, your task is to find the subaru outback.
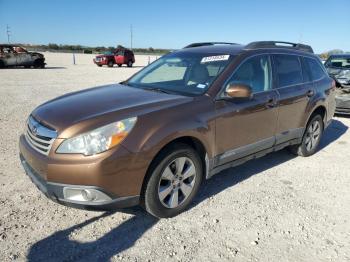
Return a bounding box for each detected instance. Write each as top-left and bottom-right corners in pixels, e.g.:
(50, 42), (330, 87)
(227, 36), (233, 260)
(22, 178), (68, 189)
(19, 41), (336, 218)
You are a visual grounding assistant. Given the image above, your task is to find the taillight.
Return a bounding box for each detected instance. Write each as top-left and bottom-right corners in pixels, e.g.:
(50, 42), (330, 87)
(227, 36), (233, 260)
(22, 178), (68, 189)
(331, 79), (336, 90)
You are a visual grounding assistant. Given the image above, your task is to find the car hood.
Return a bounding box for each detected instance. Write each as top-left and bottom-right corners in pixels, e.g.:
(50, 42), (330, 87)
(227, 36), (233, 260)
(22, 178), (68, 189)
(32, 84), (192, 138)
(95, 54), (112, 58)
(327, 67), (350, 79)
(29, 52), (44, 57)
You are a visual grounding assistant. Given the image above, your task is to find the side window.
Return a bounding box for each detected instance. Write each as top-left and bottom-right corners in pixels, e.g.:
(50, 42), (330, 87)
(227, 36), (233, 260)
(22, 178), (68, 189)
(305, 57), (326, 81)
(116, 50), (125, 56)
(301, 57), (312, 82)
(274, 55), (303, 87)
(226, 55), (272, 93)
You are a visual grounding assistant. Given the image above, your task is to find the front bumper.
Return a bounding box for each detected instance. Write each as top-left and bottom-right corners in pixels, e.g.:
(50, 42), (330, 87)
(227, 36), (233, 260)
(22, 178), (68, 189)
(93, 59), (108, 65)
(20, 154), (139, 210)
(335, 93), (350, 115)
(18, 133), (145, 210)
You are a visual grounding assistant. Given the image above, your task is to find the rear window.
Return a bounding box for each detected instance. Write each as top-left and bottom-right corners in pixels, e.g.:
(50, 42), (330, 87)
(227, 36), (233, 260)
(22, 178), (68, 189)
(305, 57), (326, 81)
(274, 55), (303, 87)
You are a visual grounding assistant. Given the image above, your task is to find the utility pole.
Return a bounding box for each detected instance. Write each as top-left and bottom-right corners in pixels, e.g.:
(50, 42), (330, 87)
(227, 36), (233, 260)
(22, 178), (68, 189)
(298, 32), (303, 44)
(130, 24), (133, 50)
(6, 24), (11, 44)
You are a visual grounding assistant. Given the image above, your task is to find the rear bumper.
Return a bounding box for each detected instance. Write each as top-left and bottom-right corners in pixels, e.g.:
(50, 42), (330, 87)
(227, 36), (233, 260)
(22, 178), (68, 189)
(20, 154), (139, 210)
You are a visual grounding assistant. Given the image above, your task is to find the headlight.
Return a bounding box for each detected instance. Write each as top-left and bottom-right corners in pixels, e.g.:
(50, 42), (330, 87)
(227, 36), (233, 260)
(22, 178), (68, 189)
(56, 117), (137, 156)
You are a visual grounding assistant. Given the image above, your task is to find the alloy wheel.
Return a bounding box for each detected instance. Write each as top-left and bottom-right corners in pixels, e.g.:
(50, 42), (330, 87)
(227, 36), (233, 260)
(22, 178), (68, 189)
(305, 120), (321, 152)
(158, 157), (196, 208)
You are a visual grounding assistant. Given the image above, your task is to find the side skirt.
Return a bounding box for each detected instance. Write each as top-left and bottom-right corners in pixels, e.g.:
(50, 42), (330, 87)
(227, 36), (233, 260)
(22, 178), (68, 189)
(207, 137), (301, 179)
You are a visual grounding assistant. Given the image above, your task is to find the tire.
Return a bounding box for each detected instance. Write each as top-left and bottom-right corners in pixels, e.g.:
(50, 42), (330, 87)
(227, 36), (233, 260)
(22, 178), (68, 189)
(33, 60), (44, 69)
(289, 114), (324, 157)
(142, 144), (203, 218)
(97, 65), (102, 67)
(24, 65), (31, 69)
(117, 64), (122, 67)
(127, 60), (133, 67)
(0, 60), (5, 68)
(107, 60), (114, 67)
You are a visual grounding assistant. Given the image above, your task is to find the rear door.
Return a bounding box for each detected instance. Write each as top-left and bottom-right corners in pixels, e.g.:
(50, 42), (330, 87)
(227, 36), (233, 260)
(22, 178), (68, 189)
(215, 54), (279, 165)
(272, 54), (313, 144)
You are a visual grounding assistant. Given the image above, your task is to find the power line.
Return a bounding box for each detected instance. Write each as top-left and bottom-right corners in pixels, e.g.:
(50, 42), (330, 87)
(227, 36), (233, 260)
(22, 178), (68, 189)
(130, 24), (133, 50)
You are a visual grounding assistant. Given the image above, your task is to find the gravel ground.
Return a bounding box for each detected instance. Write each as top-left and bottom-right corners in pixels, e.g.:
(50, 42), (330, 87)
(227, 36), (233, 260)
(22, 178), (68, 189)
(0, 52), (349, 262)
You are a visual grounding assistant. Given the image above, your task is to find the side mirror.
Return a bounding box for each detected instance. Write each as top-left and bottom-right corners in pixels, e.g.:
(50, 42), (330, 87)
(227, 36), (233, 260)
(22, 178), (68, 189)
(225, 83), (252, 98)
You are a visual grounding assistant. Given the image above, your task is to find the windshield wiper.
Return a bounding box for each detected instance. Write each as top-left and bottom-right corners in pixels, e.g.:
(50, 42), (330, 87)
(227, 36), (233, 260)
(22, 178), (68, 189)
(142, 87), (174, 94)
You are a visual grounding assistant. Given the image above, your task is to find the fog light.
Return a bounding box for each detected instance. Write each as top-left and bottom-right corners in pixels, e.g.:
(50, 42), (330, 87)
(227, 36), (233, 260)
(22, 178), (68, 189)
(63, 187), (112, 203)
(81, 189), (96, 201)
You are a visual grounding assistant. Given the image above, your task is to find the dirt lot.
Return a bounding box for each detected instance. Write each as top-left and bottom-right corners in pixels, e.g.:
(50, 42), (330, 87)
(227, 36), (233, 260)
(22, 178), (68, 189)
(0, 52), (349, 262)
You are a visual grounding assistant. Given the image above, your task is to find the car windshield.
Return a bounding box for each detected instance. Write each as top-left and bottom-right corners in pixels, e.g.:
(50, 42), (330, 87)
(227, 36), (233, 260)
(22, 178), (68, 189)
(325, 56), (350, 69)
(126, 52), (234, 96)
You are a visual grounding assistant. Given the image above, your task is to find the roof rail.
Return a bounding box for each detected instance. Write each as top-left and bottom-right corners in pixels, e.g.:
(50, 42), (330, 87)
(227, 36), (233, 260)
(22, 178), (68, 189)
(183, 42), (239, 49)
(245, 41), (314, 53)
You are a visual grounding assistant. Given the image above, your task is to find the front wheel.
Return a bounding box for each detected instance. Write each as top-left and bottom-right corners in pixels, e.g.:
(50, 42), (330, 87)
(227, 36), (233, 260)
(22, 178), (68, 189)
(289, 114), (323, 157)
(107, 60), (114, 67)
(127, 60), (133, 67)
(142, 144), (203, 218)
(33, 60), (45, 68)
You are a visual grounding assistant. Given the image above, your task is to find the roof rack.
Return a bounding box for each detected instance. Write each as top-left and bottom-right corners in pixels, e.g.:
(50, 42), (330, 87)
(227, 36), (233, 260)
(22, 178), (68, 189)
(183, 42), (239, 49)
(245, 41), (314, 53)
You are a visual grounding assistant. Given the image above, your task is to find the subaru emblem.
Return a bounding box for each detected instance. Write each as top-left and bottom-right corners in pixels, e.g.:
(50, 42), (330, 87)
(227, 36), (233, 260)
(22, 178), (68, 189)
(31, 125), (38, 135)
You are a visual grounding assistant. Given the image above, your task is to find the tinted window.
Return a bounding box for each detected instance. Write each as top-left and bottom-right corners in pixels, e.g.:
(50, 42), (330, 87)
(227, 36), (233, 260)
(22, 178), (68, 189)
(226, 55), (272, 93)
(274, 55), (303, 87)
(305, 57), (326, 81)
(301, 57), (312, 82)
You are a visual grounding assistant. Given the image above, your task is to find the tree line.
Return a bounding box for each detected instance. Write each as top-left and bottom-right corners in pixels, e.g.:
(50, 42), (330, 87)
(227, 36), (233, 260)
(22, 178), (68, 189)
(22, 43), (172, 54)
(319, 49), (350, 60)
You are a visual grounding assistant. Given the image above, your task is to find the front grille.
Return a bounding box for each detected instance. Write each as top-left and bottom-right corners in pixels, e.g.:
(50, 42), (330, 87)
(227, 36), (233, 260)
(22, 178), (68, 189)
(24, 116), (57, 155)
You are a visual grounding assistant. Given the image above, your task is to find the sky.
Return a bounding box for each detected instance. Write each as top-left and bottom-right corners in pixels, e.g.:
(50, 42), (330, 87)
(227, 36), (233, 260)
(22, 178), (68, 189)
(0, 0), (349, 53)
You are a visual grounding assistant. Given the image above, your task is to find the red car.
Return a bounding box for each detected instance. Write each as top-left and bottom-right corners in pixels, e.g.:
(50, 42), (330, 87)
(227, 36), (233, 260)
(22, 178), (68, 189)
(93, 48), (135, 67)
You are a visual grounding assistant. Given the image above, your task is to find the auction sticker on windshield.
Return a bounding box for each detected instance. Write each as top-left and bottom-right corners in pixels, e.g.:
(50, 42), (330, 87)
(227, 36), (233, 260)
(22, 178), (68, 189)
(201, 55), (230, 63)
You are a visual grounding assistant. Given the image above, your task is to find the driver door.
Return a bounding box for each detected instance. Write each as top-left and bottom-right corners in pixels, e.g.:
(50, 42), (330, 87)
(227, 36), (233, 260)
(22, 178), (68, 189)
(115, 50), (125, 64)
(215, 54), (279, 166)
(4, 47), (17, 66)
(16, 49), (32, 66)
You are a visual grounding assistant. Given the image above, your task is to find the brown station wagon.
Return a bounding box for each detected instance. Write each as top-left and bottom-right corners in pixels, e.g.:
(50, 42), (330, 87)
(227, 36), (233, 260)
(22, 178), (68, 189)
(19, 41), (336, 218)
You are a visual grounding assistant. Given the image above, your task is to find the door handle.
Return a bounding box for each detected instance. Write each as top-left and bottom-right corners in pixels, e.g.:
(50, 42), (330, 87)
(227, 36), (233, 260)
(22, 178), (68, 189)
(307, 89), (314, 97)
(265, 98), (276, 108)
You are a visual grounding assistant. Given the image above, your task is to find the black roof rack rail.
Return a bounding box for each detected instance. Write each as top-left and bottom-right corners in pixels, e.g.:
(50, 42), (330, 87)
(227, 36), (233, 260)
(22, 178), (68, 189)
(183, 42), (239, 49)
(245, 41), (314, 53)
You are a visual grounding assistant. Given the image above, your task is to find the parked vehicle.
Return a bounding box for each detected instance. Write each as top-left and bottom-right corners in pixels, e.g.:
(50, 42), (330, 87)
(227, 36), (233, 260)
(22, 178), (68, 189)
(0, 44), (45, 68)
(93, 48), (135, 67)
(19, 41), (335, 218)
(324, 54), (350, 114)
